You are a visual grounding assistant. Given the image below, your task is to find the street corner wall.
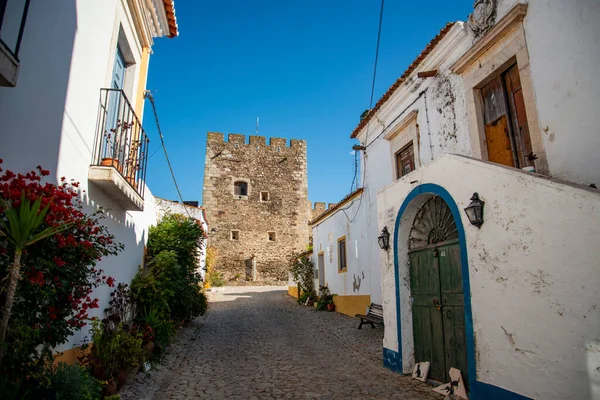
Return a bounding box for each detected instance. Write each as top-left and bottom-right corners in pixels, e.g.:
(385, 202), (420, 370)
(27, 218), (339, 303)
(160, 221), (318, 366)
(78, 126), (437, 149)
(377, 154), (600, 399)
(311, 198), (373, 317)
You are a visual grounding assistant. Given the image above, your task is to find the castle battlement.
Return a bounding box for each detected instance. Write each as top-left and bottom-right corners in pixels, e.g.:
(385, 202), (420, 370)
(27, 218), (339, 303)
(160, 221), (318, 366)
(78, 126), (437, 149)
(207, 132), (306, 149)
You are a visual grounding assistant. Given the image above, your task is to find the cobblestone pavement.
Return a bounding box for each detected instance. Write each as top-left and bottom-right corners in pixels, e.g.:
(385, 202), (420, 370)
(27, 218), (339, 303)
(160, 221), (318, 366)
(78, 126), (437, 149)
(121, 286), (440, 399)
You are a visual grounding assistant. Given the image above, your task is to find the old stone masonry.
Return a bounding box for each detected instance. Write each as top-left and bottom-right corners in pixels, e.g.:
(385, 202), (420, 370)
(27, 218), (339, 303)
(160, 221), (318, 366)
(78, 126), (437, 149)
(121, 286), (439, 399)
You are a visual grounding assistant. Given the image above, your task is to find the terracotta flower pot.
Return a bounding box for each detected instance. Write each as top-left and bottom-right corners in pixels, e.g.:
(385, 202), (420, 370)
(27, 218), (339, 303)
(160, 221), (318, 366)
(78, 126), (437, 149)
(126, 175), (138, 190)
(144, 340), (155, 355)
(327, 303), (335, 312)
(103, 379), (117, 396)
(116, 369), (129, 390)
(101, 157), (122, 172)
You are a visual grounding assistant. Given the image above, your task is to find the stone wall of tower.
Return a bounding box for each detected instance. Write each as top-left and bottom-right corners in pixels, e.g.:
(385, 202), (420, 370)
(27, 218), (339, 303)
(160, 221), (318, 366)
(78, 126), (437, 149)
(202, 132), (310, 281)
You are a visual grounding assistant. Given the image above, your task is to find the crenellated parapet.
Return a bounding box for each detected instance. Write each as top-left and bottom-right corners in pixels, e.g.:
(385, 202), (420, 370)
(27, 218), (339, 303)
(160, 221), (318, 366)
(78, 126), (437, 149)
(206, 132), (306, 150)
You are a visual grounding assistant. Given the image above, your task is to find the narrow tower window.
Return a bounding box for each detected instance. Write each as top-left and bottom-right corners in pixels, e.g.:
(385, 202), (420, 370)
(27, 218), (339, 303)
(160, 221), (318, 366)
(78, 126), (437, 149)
(234, 181), (248, 196)
(230, 230), (240, 240)
(268, 232), (276, 242)
(260, 191), (270, 201)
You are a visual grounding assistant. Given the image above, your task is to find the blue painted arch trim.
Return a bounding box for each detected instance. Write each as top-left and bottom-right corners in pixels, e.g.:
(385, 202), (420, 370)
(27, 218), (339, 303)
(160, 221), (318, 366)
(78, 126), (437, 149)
(390, 183), (530, 400)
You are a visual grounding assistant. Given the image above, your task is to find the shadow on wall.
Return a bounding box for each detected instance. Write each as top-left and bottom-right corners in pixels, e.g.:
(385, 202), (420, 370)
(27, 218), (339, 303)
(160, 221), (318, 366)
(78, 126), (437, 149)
(0, 1), (77, 178)
(57, 182), (149, 351)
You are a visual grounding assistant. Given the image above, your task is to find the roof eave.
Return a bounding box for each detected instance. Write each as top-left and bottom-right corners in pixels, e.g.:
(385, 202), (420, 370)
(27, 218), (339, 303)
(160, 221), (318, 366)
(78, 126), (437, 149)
(350, 22), (457, 139)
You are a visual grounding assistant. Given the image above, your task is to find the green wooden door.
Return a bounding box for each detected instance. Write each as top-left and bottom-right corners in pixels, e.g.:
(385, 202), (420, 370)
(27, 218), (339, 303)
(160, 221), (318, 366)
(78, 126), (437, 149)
(409, 241), (468, 387)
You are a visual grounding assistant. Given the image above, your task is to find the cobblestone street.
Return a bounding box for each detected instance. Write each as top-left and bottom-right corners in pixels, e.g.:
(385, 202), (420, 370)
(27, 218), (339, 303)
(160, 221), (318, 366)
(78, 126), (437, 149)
(121, 286), (439, 399)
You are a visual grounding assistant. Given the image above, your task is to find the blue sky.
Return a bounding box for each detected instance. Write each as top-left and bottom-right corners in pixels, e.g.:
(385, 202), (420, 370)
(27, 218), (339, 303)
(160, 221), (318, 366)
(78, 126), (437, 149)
(143, 0), (474, 205)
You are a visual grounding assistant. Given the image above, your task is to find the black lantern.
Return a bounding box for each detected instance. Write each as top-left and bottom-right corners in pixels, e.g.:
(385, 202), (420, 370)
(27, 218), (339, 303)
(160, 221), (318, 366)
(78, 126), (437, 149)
(378, 227), (390, 250)
(464, 192), (485, 228)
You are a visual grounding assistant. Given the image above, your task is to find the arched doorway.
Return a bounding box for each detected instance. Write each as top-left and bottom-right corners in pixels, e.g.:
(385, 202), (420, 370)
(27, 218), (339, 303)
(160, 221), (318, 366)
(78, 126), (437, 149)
(408, 195), (468, 387)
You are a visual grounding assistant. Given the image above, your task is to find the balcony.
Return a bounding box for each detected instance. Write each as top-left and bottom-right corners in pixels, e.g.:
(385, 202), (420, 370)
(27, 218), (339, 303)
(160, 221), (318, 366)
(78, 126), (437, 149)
(89, 89), (149, 211)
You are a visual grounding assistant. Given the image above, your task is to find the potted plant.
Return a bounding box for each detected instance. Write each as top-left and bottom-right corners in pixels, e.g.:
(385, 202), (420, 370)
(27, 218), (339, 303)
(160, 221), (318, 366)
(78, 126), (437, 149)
(101, 120), (134, 173)
(317, 285), (336, 312)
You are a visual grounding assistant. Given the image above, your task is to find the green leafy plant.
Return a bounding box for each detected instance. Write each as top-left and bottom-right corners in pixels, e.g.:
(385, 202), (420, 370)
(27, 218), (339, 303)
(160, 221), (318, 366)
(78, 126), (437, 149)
(0, 374), (31, 400)
(0, 194), (69, 365)
(316, 285), (335, 311)
(145, 215), (207, 322)
(86, 319), (145, 381)
(206, 269), (225, 287)
(48, 362), (102, 400)
(289, 252), (315, 298)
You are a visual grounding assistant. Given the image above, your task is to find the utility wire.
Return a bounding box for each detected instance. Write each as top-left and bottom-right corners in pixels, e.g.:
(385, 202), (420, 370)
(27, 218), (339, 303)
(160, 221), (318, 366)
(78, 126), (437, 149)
(144, 90), (193, 220)
(369, 0), (385, 111)
(345, 0), (384, 221)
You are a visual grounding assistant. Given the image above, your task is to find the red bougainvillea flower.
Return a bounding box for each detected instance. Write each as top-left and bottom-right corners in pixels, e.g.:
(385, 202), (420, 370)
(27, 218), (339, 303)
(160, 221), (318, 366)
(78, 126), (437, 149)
(0, 160), (123, 369)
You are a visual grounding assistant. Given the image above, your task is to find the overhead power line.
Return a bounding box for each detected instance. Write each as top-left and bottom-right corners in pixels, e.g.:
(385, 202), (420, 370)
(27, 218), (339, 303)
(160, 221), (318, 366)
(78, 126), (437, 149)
(144, 90), (193, 220)
(346, 0), (385, 220)
(369, 0), (385, 110)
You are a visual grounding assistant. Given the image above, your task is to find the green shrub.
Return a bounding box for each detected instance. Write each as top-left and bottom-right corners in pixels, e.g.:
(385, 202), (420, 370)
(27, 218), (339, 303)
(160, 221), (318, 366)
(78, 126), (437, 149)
(49, 362), (102, 400)
(290, 253), (315, 295)
(87, 320), (145, 381)
(206, 269), (225, 287)
(0, 374), (31, 400)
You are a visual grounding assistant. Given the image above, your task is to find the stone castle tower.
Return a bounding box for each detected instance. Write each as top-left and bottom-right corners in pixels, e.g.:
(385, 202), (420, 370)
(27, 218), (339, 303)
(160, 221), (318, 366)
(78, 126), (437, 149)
(202, 132), (313, 281)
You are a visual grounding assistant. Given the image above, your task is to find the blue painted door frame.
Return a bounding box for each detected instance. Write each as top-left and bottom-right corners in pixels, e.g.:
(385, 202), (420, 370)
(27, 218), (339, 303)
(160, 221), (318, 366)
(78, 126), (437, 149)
(390, 183), (530, 400)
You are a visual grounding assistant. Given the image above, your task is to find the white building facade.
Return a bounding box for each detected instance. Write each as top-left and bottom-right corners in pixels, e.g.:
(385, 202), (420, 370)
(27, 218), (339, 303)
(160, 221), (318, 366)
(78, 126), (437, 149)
(320, 0), (600, 399)
(0, 0), (178, 357)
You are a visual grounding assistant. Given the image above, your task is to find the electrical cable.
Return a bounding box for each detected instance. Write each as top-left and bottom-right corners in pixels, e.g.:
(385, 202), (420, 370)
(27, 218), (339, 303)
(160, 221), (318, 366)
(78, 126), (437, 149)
(144, 90), (193, 220)
(148, 145), (162, 160)
(343, 0), (385, 223)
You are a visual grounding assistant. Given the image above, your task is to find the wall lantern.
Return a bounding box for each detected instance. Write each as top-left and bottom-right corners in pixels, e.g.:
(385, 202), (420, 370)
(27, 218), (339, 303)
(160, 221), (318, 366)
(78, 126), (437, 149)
(378, 227), (390, 251)
(464, 192), (485, 228)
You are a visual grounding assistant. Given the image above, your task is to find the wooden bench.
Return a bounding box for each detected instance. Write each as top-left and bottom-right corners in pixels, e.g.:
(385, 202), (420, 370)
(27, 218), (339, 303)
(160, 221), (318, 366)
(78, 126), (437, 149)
(355, 303), (384, 329)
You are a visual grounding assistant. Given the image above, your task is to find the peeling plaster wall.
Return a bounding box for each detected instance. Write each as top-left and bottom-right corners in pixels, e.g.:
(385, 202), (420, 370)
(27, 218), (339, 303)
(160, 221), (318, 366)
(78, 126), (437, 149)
(351, 24), (472, 306)
(422, 72), (471, 162)
(377, 154), (600, 400)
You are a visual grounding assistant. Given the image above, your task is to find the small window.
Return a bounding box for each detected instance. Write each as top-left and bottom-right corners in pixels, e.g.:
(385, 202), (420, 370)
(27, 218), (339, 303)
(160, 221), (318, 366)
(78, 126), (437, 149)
(268, 232), (276, 242)
(260, 191), (270, 201)
(338, 237), (347, 272)
(230, 230), (239, 240)
(396, 143), (415, 179)
(234, 181), (248, 196)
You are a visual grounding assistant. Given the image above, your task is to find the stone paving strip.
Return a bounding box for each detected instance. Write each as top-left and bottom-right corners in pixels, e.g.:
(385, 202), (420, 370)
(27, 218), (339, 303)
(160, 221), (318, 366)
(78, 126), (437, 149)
(120, 286), (440, 399)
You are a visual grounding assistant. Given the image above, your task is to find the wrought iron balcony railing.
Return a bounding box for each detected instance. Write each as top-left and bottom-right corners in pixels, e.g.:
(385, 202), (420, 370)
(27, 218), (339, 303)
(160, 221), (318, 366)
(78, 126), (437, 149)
(91, 88), (149, 204)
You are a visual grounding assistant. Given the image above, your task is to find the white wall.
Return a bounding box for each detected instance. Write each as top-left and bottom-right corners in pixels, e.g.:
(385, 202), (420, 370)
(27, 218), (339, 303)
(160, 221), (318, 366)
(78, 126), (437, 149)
(0, 1), (159, 351)
(377, 154), (600, 400)
(311, 196), (374, 298)
(481, 0), (600, 186)
(522, 0), (600, 187)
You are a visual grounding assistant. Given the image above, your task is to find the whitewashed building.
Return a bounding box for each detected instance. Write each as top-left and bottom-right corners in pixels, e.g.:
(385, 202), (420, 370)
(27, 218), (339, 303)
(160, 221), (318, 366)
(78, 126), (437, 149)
(0, 0), (179, 361)
(316, 1), (600, 399)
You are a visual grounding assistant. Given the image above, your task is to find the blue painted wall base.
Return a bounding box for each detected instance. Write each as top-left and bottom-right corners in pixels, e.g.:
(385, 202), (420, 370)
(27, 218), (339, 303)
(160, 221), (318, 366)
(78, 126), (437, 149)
(383, 348), (403, 374)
